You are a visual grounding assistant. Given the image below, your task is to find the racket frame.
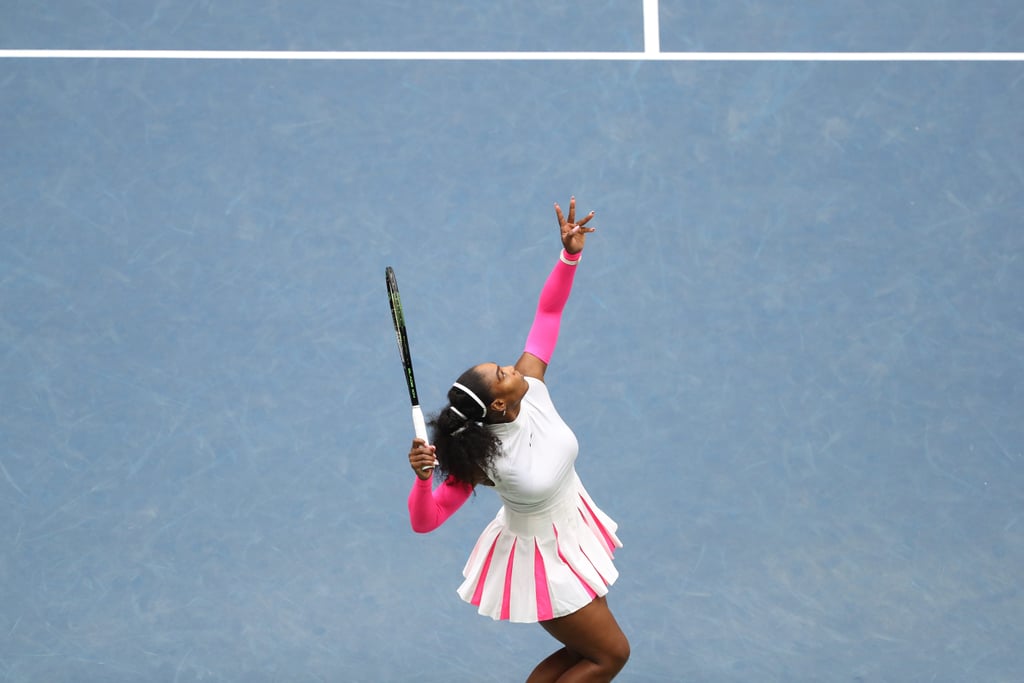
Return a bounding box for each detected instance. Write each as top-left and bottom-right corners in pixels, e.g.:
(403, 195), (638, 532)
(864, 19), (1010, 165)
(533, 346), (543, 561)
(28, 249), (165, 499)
(386, 266), (431, 446)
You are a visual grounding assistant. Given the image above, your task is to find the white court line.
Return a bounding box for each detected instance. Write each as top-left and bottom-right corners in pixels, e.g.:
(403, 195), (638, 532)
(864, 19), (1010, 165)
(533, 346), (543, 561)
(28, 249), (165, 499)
(1, 49), (1023, 61)
(643, 0), (661, 54)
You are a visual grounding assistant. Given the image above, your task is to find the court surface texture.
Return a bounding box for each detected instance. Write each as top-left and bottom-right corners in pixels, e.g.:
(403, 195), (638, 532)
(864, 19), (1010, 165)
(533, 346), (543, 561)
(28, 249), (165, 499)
(2, 2), (1023, 681)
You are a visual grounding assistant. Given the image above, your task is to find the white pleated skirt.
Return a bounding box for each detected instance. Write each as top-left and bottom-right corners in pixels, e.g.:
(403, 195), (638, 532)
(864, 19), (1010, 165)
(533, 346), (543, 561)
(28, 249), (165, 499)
(456, 473), (622, 623)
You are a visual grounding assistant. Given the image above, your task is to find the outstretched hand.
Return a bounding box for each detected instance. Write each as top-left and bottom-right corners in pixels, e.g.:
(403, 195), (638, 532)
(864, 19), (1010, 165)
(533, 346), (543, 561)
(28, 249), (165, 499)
(555, 196), (595, 255)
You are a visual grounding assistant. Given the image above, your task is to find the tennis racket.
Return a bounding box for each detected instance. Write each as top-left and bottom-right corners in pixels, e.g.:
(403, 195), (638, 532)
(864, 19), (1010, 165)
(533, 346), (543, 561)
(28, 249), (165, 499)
(385, 266), (430, 448)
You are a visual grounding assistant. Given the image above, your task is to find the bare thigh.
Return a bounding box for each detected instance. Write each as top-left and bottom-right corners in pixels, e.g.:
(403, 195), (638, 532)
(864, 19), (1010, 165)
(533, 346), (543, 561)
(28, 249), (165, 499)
(539, 596), (630, 669)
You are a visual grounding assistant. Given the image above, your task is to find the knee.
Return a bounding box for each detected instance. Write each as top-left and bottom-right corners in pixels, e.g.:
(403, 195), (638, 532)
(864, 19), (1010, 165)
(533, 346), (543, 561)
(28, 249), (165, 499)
(603, 635), (630, 673)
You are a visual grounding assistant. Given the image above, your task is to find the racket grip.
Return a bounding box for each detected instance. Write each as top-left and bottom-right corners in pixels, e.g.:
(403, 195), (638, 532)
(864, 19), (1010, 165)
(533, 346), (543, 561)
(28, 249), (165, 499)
(411, 405), (436, 472)
(411, 405), (429, 444)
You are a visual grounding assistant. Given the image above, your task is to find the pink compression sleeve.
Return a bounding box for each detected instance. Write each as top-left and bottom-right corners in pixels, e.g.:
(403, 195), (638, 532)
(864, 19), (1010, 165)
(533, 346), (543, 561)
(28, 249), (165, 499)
(407, 475), (473, 533)
(523, 250), (580, 364)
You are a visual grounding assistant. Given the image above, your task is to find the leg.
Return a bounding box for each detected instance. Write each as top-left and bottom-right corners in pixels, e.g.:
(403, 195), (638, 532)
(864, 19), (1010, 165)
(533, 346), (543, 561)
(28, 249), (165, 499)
(534, 596), (630, 682)
(526, 647), (582, 683)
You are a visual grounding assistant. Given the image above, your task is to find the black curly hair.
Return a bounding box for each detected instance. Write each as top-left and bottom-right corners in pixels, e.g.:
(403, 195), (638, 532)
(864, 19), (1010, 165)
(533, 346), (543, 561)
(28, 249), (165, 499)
(427, 365), (503, 485)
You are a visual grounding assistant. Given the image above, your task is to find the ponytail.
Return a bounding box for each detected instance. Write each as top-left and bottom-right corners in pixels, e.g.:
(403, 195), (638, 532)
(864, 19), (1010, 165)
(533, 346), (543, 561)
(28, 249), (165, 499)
(427, 366), (503, 485)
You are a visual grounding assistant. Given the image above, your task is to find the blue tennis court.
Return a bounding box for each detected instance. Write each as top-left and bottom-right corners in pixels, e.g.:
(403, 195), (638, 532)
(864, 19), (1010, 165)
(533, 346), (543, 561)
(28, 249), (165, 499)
(2, 2), (1023, 681)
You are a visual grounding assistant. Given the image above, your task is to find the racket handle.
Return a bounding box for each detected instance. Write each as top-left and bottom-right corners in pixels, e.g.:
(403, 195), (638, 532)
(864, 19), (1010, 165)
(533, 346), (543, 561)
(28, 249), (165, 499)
(411, 405), (436, 472)
(411, 405), (429, 443)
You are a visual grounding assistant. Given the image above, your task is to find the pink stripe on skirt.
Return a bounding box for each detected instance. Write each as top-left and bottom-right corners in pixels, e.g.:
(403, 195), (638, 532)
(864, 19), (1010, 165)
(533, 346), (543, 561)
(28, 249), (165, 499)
(470, 535), (500, 606)
(553, 524), (597, 600)
(579, 495), (617, 554)
(499, 538), (517, 621)
(534, 540), (554, 621)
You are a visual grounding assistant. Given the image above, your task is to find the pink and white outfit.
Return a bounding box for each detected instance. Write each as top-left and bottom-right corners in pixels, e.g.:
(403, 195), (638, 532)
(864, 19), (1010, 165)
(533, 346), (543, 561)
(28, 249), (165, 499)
(458, 376), (621, 622)
(408, 249), (622, 623)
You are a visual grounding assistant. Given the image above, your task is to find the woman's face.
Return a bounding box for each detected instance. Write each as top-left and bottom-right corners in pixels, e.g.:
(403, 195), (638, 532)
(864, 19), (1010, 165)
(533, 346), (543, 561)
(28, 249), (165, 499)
(476, 362), (529, 411)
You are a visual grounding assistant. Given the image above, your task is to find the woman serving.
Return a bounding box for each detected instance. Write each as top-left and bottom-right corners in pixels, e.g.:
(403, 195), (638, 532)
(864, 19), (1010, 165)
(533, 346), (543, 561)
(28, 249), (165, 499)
(406, 197), (629, 682)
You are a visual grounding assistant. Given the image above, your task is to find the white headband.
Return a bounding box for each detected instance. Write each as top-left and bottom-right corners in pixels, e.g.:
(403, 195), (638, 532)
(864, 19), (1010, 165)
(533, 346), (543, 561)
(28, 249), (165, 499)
(452, 382), (488, 418)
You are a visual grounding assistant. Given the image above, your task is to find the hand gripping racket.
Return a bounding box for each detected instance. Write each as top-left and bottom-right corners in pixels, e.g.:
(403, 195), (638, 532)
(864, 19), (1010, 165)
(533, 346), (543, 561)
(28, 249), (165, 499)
(385, 266), (430, 449)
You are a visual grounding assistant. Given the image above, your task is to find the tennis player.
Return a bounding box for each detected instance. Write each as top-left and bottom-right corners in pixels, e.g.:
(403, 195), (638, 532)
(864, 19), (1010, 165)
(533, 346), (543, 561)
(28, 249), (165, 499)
(406, 197), (629, 681)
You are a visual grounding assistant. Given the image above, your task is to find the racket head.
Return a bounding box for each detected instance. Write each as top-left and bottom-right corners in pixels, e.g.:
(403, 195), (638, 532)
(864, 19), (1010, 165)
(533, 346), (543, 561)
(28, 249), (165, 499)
(385, 266), (404, 331)
(385, 266), (420, 407)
